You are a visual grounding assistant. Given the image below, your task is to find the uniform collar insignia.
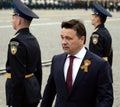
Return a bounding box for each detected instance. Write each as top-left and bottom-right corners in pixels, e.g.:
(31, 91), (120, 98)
(80, 59), (91, 72)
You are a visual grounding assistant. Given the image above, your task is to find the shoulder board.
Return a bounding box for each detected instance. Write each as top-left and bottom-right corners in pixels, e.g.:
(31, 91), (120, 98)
(93, 28), (99, 33)
(12, 33), (20, 39)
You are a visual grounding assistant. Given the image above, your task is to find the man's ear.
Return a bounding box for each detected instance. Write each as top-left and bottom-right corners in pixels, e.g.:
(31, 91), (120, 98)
(81, 36), (85, 41)
(17, 16), (22, 26)
(80, 36), (86, 44)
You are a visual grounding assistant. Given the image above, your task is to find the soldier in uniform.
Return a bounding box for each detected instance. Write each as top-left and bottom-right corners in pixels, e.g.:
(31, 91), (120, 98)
(5, 0), (42, 107)
(89, 2), (113, 67)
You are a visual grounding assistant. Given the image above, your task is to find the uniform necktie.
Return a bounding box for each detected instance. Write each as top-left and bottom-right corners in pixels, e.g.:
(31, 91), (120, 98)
(66, 55), (75, 93)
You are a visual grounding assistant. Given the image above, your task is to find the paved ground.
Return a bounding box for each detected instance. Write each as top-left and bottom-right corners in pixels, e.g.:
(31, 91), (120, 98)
(0, 9), (120, 107)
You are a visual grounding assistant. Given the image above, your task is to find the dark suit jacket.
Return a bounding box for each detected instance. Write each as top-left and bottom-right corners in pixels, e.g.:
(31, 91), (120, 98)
(41, 50), (113, 107)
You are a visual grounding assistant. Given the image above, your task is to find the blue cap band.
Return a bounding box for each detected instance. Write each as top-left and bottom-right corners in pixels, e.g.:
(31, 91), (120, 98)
(14, 7), (33, 21)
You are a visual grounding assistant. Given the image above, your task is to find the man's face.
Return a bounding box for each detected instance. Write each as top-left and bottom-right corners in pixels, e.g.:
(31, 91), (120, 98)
(91, 14), (100, 26)
(61, 28), (85, 55)
(12, 15), (20, 30)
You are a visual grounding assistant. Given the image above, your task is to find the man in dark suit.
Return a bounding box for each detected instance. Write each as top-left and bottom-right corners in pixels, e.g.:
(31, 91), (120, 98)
(5, 0), (42, 107)
(40, 19), (113, 107)
(89, 2), (113, 67)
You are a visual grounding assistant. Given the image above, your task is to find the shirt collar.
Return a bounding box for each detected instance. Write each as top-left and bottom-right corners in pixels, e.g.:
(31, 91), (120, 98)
(67, 47), (86, 59)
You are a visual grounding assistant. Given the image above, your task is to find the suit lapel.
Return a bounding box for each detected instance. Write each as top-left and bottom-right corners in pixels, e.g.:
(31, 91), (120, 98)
(70, 50), (92, 94)
(58, 53), (68, 95)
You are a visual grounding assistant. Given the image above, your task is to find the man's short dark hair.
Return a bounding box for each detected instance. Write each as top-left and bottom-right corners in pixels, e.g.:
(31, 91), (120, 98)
(61, 19), (86, 44)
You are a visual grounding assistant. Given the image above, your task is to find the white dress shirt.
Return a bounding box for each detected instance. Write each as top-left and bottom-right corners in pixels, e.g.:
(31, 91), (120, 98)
(64, 47), (87, 85)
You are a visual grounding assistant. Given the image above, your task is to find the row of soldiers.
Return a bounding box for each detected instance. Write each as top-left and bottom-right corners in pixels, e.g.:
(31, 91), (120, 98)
(0, 0), (120, 11)
(108, 1), (120, 11)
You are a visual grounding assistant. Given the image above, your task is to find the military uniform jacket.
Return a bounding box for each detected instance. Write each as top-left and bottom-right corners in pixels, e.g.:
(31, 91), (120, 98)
(89, 24), (113, 66)
(6, 28), (42, 106)
(41, 50), (113, 107)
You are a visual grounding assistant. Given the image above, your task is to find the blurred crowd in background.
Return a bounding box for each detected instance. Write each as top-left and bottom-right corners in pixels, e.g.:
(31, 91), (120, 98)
(0, 0), (120, 11)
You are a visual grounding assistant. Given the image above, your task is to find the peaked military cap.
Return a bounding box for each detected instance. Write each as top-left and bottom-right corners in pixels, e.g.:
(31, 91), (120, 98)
(12, 0), (39, 21)
(92, 2), (112, 18)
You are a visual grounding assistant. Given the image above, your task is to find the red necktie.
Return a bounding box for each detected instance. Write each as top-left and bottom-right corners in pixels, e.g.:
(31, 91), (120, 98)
(66, 55), (75, 93)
